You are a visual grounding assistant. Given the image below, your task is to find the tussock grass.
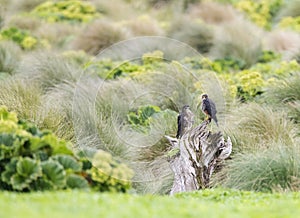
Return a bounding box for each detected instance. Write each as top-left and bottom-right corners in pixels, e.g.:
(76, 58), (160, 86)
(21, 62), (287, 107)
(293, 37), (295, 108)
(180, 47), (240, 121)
(224, 103), (297, 152)
(124, 16), (165, 36)
(263, 30), (300, 60)
(188, 1), (241, 24)
(8, 15), (42, 31)
(275, 0), (300, 21)
(9, 0), (46, 12)
(19, 52), (81, 92)
(210, 19), (262, 67)
(263, 72), (300, 125)
(168, 17), (214, 54)
(215, 144), (300, 192)
(35, 22), (81, 49)
(0, 41), (21, 75)
(92, 0), (139, 21)
(72, 19), (127, 55)
(0, 77), (41, 121)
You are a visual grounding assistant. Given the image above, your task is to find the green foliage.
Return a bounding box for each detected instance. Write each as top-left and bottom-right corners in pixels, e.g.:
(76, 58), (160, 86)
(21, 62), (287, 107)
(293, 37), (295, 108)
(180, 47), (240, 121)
(89, 150), (134, 192)
(66, 174), (89, 189)
(0, 27), (41, 50)
(0, 106), (89, 192)
(278, 16), (300, 32)
(235, 70), (265, 101)
(234, 0), (283, 29)
(32, 0), (100, 23)
(128, 105), (161, 128)
(257, 50), (281, 63)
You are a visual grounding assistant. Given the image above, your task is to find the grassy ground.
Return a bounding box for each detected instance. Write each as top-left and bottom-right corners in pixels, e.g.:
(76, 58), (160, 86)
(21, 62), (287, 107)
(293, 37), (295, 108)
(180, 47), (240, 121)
(1, 189), (300, 218)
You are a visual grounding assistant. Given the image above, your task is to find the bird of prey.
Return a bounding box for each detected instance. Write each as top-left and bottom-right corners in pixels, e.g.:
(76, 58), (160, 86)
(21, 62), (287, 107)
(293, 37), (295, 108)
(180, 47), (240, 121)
(201, 94), (218, 126)
(176, 105), (194, 139)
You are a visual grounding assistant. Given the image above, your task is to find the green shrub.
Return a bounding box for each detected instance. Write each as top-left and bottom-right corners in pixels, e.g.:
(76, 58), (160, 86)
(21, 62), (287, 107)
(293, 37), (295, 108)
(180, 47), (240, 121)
(0, 106), (87, 191)
(127, 105), (161, 131)
(32, 0), (100, 23)
(278, 16), (300, 32)
(0, 106), (135, 192)
(89, 150), (134, 192)
(0, 26), (44, 50)
(234, 0), (283, 29)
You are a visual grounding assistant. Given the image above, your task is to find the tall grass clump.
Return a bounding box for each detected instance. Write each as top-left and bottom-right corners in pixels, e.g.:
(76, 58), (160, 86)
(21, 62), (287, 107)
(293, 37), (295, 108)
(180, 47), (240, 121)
(275, 0), (300, 21)
(19, 52), (81, 92)
(215, 144), (300, 192)
(188, 1), (241, 24)
(0, 77), (42, 121)
(168, 17), (214, 54)
(224, 103), (297, 152)
(9, 0), (46, 12)
(0, 41), (21, 76)
(72, 19), (127, 55)
(264, 30), (300, 60)
(210, 19), (262, 67)
(124, 16), (165, 36)
(263, 72), (300, 124)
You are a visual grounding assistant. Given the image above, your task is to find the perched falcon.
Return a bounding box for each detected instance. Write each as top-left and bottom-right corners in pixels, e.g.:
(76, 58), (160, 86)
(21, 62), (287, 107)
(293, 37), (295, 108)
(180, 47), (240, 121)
(176, 105), (194, 139)
(201, 94), (218, 126)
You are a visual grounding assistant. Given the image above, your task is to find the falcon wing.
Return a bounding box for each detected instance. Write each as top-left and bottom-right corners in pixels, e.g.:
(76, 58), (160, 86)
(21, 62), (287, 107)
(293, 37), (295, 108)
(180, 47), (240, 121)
(208, 99), (218, 126)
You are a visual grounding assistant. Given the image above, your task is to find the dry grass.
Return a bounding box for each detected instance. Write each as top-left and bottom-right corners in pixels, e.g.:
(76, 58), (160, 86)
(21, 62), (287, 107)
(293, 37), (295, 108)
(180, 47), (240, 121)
(123, 16), (165, 36)
(210, 18), (263, 67)
(224, 103), (297, 152)
(0, 41), (21, 75)
(168, 17), (214, 53)
(275, 0), (300, 21)
(72, 19), (127, 55)
(263, 30), (300, 60)
(188, 1), (241, 24)
(19, 52), (81, 92)
(9, 0), (46, 12)
(35, 22), (82, 49)
(8, 15), (42, 31)
(91, 0), (140, 21)
(0, 77), (42, 121)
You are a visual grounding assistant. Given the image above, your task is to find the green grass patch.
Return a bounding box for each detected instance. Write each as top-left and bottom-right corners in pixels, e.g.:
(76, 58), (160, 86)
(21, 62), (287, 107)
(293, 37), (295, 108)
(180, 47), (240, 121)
(1, 188), (300, 218)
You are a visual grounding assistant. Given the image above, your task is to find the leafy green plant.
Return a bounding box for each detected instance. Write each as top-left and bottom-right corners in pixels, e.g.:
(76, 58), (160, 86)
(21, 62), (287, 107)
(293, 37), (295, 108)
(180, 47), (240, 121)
(234, 0), (283, 29)
(127, 105), (161, 130)
(278, 16), (300, 32)
(0, 27), (43, 50)
(89, 150), (134, 192)
(0, 106), (89, 191)
(31, 0), (100, 23)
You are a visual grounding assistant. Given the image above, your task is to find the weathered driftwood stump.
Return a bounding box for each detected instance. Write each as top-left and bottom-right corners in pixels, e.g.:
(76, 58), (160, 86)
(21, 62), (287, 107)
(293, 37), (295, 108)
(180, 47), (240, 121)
(166, 120), (232, 195)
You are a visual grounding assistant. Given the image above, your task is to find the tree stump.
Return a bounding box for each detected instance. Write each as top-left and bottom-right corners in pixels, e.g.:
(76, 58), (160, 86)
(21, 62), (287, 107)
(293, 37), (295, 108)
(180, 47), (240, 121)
(166, 120), (232, 195)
